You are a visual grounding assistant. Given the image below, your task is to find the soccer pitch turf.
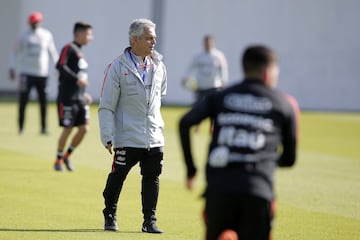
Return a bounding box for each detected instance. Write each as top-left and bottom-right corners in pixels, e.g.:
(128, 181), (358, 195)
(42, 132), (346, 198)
(0, 102), (359, 239)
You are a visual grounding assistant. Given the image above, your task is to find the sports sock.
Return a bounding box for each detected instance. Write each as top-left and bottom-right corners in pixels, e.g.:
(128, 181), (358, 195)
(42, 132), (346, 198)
(56, 151), (64, 163)
(65, 145), (75, 159)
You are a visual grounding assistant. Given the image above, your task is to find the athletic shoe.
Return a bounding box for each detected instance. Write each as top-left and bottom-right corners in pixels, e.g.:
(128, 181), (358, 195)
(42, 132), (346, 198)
(103, 210), (119, 231)
(142, 222), (163, 234)
(54, 160), (64, 171)
(63, 158), (75, 171)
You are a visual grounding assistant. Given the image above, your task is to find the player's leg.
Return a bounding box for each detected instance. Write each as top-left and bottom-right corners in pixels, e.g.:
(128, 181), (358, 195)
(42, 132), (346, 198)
(58, 127), (73, 151)
(54, 127), (72, 171)
(139, 147), (164, 233)
(236, 196), (273, 240)
(103, 147), (140, 231)
(34, 76), (48, 134)
(54, 101), (74, 171)
(68, 124), (89, 147)
(18, 74), (31, 134)
(62, 103), (89, 171)
(204, 195), (238, 240)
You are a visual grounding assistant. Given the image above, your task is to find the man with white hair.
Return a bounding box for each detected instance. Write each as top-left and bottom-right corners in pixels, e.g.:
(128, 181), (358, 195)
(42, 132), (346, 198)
(98, 18), (167, 234)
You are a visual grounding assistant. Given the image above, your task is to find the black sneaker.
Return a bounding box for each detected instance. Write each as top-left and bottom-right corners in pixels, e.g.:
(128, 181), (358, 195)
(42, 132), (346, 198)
(103, 211), (119, 231)
(63, 158), (75, 171)
(142, 222), (163, 234)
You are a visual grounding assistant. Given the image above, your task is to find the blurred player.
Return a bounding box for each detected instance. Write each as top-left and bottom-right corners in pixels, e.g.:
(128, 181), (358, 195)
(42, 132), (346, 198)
(54, 22), (93, 171)
(183, 35), (228, 132)
(9, 11), (59, 135)
(183, 35), (228, 103)
(179, 45), (299, 240)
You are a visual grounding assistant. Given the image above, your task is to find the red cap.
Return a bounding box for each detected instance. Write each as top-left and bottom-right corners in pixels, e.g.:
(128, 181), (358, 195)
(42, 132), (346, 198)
(28, 12), (43, 24)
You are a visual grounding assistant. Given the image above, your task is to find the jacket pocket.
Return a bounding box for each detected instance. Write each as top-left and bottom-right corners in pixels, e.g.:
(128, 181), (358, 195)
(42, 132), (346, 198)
(126, 78), (139, 96)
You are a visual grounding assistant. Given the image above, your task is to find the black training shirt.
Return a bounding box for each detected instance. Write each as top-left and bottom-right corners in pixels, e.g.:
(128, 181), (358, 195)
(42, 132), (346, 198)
(56, 41), (88, 104)
(179, 78), (299, 201)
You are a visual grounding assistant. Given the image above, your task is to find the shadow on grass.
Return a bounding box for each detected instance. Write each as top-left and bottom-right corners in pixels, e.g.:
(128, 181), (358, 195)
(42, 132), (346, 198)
(0, 228), (140, 233)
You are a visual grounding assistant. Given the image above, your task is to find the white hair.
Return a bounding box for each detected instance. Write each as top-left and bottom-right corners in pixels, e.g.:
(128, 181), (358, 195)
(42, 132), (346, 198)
(128, 18), (156, 45)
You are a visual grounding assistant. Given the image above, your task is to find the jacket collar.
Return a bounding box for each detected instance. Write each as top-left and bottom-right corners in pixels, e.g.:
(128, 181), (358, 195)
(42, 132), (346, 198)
(123, 47), (162, 63)
(243, 78), (265, 85)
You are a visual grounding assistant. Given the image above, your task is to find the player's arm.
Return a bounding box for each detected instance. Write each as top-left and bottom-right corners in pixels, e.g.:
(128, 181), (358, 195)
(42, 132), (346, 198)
(278, 95), (300, 167)
(179, 96), (212, 188)
(9, 36), (23, 80)
(48, 33), (59, 64)
(98, 62), (121, 154)
(56, 44), (78, 82)
(219, 52), (229, 86)
(182, 56), (198, 91)
(161, 63), (167, 97)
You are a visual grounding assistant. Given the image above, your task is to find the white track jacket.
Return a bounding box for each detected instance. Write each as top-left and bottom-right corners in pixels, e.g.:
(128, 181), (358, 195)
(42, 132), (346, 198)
(98, 47), (167, 149)
(186, 48), (228, 90)
(10, 27), (58, 77)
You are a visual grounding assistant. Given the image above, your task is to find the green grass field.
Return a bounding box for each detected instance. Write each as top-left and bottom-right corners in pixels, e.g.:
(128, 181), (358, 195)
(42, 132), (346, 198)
(0, 102), (359, 240)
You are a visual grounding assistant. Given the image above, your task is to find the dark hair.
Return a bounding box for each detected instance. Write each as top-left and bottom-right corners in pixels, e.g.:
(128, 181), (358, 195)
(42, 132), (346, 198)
(204, 35), (213, 42)
(242, 45), (277, 74)
(73, 21), (92, 35)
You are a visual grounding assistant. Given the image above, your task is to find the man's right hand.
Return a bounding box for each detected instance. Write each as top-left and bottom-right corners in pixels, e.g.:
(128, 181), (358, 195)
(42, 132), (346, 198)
(105, 142), (113, 155)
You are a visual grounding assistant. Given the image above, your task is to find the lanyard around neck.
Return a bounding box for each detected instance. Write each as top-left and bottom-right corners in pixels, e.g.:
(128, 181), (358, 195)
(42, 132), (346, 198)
(129, 51), (148, 82)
